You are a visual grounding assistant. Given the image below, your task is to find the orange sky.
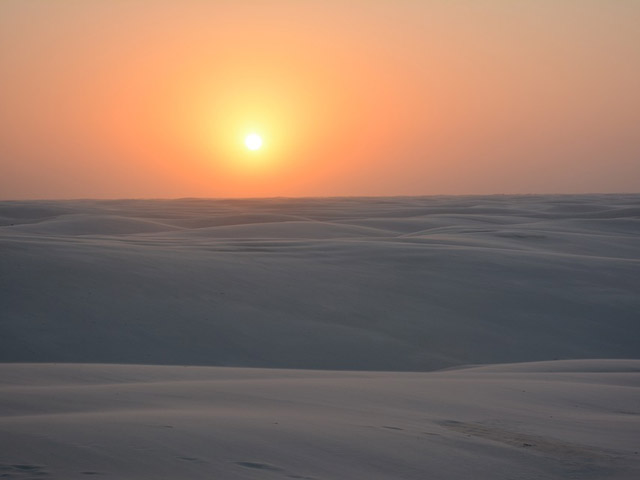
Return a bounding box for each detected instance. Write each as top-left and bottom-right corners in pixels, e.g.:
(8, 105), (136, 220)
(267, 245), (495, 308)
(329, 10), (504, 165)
(1, 1), (639, 199)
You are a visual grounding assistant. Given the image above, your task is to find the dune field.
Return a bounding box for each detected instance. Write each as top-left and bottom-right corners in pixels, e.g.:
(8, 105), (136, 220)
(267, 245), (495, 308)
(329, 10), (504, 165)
(1, 194), (638, 369)
(1, 194), (639, 478)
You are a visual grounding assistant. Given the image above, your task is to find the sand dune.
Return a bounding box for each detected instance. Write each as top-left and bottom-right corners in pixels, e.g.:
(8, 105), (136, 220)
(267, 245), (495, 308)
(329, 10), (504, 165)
(0, 360), (638, 479)
(4, 214), (183, 235)
(166, 220), (393, 239)
(1, 195), (639, 479)
(1, 194), (639, 370)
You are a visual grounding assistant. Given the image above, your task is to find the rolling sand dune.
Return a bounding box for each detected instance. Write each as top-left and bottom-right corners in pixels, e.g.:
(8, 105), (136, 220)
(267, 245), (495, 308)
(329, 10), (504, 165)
(1, 195), (639, 478)
(4, 214), (184, 235)
(1, 194), (638, 370)
(1, 194), (639, 370)
(0, 360), (638, 479)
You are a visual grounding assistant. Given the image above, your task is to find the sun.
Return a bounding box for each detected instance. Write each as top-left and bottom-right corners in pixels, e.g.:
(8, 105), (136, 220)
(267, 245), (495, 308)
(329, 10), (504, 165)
(244, 133), (263, 151)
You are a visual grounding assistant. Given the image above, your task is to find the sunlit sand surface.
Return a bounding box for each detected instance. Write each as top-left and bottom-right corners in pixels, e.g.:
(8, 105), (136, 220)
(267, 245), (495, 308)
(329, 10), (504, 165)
(1, 361), (639, 479)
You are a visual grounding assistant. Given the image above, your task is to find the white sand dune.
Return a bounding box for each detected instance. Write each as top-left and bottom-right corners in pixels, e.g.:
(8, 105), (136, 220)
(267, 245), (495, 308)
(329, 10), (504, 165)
(166, 220), (393, 239)
(1, 195), (639, 478)
(1, 194), (639, 370)
(0, 360), (638, 479)
(4, 214), (183, 235)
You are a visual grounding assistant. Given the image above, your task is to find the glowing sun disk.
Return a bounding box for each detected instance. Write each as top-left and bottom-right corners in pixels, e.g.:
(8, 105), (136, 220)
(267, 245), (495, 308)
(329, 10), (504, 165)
(245, 133), (263, 151)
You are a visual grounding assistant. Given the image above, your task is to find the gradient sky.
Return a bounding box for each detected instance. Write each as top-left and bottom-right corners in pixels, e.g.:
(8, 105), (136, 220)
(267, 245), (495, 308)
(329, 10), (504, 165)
(1, 1), (639, 199)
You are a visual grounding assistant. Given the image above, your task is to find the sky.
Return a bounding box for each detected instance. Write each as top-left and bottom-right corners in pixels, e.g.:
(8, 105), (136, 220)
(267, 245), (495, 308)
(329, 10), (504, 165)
(1, 0), (639, 199)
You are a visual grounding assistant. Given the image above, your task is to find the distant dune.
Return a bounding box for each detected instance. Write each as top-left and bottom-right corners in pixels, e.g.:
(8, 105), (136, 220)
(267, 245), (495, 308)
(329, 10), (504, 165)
(1, 194), (639, 370)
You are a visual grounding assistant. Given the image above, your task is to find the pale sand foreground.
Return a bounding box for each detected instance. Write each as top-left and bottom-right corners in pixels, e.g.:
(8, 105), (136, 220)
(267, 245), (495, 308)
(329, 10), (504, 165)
(1, 360), (639, 480)
(1, 194), (639, 370)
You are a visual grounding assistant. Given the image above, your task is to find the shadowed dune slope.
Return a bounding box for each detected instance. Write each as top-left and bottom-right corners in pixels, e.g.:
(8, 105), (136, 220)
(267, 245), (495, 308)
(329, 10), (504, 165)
(1, 194), (639, 370)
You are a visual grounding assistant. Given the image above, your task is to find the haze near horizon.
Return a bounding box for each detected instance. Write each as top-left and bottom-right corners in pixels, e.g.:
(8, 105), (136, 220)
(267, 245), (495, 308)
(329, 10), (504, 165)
(1, 0), (639, 199)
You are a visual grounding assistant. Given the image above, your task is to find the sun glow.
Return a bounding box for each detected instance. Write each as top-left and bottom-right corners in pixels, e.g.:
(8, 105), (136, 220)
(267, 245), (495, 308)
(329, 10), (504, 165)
(245, 133), (263, 151)
(175, 59), (344, 182)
